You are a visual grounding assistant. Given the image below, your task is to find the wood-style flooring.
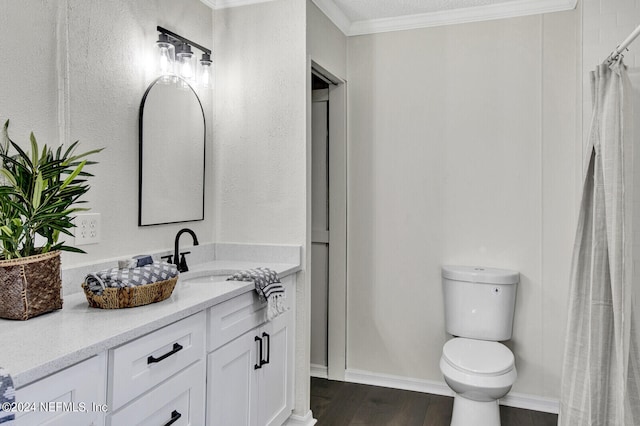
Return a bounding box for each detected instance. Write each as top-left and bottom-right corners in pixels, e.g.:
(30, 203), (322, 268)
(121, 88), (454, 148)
(310, 377), (558, 426)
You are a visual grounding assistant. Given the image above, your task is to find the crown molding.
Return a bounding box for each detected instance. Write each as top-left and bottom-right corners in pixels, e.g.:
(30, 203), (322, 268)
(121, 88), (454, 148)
(199, 0), (216, 9)
(314, 0), (577, 36)
(310, 0), (351, 35)
(203, 0), (577, 35)
(200, 0), (275, 10)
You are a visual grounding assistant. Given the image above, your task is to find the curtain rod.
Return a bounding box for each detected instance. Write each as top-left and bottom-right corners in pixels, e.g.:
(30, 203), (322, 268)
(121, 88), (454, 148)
(605, 24), (640, 63)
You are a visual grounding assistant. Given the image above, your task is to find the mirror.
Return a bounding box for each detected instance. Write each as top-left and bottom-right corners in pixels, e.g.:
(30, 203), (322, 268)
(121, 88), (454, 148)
(139, 77), (205, 226)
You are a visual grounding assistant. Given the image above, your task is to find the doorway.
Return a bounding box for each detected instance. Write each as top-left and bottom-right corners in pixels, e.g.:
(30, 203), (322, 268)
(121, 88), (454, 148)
(311, 74), (330, 377)
(310, 65), (347, 381)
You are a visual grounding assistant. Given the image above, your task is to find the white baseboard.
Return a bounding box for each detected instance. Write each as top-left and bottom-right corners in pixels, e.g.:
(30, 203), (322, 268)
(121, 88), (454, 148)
(344, 368), (559, 414)
(345, 368), (453, 397)
(500, 391), (559, 414)
(285, 410), (317, 426)
(310, 364), (328, 379)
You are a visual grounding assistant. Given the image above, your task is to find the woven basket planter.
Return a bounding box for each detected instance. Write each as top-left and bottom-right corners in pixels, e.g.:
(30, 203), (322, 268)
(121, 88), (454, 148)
(81, 276), (178, 309)
(0, 251), (63, 320)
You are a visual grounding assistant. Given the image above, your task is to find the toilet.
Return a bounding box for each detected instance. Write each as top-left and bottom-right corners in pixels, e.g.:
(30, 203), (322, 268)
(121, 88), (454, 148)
(440, 265), (519, 426)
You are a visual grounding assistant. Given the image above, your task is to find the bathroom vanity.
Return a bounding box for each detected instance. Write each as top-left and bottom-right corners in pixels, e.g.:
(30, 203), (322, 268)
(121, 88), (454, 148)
(1, 256), (299, 426)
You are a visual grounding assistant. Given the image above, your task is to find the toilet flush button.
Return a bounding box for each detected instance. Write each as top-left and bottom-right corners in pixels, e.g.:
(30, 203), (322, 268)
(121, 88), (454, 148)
(492, 287), (501, 295)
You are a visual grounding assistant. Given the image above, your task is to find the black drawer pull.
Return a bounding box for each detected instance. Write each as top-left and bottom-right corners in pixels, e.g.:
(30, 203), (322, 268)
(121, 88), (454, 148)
(147, 343), (183, 364)
(163, 410), (182, 426)
(254, 336), (263, 369)
(261, 332), (270, 366)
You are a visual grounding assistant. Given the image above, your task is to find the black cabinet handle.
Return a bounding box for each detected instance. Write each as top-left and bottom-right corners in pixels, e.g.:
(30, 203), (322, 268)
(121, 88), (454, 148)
(254, 336), (263, 369)
(163, 410), (182, 426)
(147, 343), (183, 364)
(261, 332), (270, 366)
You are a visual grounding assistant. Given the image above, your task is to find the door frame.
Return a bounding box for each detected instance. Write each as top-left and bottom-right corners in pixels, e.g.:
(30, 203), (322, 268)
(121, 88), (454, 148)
(309, 60), (347, 381)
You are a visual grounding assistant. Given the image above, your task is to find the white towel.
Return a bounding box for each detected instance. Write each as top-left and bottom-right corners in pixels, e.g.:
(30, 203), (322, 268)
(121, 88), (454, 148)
(227, 268), (286, 320)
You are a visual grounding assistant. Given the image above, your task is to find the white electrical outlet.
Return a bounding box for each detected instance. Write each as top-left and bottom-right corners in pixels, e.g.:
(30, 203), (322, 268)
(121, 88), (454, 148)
(74, 213), (101, 246)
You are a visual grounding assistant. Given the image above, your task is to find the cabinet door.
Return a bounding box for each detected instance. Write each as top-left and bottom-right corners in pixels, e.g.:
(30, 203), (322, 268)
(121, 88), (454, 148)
(16, 355), (106, 426)
(259, 309), (293, 426)
(207, 331), (259, 426)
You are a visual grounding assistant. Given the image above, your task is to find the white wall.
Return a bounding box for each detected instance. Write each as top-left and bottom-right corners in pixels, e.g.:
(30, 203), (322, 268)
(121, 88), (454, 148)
(213, 0), (308, 416)
(346, 10), (580, 400)
(0, 0), (214, 267)
(307, 0), (347, 80)
(0, 2), (59, 145)
(213, 0), (306, 245)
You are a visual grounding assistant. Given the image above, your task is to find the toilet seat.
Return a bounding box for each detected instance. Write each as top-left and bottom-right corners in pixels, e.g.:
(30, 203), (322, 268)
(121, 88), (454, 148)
(442, 338), (514, 376)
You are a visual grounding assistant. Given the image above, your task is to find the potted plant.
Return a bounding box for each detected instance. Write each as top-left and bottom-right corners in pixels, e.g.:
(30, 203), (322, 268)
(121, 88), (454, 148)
(0, 120), (102, 320)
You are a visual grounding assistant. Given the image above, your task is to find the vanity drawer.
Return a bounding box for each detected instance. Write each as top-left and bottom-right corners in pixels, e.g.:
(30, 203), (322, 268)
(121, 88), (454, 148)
(16, 355), (106, 426)
(207, 290), (266, 352)
(107, 360), (205, 426)
(108, 311), (205, 411)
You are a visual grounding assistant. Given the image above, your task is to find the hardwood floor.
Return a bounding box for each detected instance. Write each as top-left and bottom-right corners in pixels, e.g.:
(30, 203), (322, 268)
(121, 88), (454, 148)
(310, 377), (558, 426)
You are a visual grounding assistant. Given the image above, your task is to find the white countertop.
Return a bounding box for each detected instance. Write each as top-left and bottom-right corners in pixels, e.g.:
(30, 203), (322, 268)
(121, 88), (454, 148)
(0, 260), (299, 388)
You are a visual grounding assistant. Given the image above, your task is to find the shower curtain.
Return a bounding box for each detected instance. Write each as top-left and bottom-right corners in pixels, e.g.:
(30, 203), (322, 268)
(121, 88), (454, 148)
(559, 58), (640, 426)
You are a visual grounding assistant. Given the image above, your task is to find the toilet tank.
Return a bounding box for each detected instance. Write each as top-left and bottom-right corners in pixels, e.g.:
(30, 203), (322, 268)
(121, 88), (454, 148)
(442, 265), (519, 341)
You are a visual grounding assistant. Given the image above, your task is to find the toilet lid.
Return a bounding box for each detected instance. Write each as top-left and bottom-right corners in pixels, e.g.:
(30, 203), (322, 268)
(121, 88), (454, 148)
(442, 338), (514, 376)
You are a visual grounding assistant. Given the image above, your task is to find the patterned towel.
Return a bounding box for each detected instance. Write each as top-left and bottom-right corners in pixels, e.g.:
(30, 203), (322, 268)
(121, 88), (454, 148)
(0, 367), (15, 424)
(227, 268), (286, 320)
(85, 261), (178, 295)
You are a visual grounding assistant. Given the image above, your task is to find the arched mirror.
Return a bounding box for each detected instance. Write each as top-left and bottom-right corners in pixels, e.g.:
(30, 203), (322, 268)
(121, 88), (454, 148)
(139, 76), (205, 226)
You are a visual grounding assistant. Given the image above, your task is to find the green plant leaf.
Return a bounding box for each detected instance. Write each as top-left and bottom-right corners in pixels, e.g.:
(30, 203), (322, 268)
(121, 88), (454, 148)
(56, 245), (87, 254)
(31, 171), (43, 210)
(30, 132), (39, 166)
(0, 168), (17, 187)
(1, 120), (10, 155)
(60, 160), (86, 191)
(9, 141), (32, 169)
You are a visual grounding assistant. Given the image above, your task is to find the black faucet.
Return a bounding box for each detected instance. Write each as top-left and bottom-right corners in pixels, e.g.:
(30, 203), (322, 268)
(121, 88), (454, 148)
(174, 228), (199, 273)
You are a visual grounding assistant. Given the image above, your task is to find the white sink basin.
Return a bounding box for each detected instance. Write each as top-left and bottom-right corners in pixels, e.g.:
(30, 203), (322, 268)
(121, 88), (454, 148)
(179, 269), (240, 284)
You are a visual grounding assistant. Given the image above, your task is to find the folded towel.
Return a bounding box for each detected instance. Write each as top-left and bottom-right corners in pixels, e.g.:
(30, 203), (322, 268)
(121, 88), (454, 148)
(0, 367), (15, 423)
(227, 268), (286, 320)
(85, 261), (178, 295)
(133, 254), (153, 267)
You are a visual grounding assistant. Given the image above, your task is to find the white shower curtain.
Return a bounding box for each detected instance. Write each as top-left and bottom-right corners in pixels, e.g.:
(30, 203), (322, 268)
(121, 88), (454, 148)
(559, 58), (640, 426)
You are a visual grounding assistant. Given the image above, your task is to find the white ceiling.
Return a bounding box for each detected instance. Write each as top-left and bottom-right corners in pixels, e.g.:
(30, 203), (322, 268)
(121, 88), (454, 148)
(205, 0), (578, 36)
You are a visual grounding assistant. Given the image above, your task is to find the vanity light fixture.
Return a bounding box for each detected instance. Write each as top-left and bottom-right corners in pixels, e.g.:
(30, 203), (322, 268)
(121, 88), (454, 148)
(156, 26), (212, 88)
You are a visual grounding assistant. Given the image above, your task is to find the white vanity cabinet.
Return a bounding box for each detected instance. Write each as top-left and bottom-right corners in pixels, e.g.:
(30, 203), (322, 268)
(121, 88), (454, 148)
(11, 270), (297, 426)
(15, 355), (106, 426)
(206, 276), (295, 426)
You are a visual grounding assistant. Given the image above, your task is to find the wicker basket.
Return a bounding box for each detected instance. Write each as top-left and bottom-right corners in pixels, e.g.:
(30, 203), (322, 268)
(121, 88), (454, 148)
(81, 276), (178, 309)
(0, 251), (63, 320)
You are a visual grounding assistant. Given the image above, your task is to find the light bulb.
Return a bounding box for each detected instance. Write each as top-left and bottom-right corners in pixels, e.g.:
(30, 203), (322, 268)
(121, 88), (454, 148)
(181, 56), (193, 78)
(155, 34), (175, 82)
(176, 43), (196, 85)
(200, 53), (213, 89)
(159, 46), (171, 73)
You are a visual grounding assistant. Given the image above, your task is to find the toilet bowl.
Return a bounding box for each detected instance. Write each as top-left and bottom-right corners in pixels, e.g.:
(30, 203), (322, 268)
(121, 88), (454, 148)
(440, 338), (517, 426)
